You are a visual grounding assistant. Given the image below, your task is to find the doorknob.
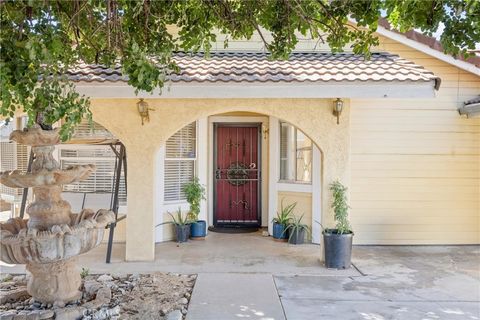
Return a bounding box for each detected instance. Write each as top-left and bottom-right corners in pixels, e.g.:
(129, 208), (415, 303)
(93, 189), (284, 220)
(215, 169), (221, 179)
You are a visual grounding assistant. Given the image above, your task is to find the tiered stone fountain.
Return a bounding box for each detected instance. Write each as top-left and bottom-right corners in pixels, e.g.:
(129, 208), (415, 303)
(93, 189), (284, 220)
(0, 125), (115, 306)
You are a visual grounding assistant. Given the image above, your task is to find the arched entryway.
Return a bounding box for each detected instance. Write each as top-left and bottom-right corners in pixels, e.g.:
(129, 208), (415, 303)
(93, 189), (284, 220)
(154, 111), (325, 244)
(90, 98), (350, 261)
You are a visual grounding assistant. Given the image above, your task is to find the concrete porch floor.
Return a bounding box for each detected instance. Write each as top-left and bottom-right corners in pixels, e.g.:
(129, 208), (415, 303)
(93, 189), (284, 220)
(1, 231), (359, 276)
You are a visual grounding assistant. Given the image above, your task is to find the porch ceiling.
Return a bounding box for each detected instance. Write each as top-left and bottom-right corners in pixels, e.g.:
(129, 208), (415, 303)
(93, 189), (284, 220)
(71, 51), (440, 99)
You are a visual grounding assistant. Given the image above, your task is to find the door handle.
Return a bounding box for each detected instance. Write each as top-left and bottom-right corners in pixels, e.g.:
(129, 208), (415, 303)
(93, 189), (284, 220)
(215, 169), (221, 179)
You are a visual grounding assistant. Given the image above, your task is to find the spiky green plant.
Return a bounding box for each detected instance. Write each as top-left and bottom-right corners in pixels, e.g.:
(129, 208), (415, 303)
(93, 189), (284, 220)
(284, 213), (311, 242)
(272, 199), (296, 225)
(156, 207), (192, 227)
(168, 207), (192, 226)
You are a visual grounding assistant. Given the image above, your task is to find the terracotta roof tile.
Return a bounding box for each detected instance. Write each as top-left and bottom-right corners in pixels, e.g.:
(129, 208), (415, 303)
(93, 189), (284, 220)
(67, 52), (439, 87)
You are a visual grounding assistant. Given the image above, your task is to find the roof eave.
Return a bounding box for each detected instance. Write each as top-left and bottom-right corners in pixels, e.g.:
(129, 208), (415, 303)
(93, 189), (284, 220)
(375, 26), (480, 77)
(74, 80), (438, 99)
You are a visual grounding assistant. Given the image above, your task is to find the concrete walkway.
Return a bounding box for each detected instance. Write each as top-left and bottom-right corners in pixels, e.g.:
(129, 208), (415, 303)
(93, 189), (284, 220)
(187, 273), (285, 320)
(275, 246), (480, 320)
(185, 245), (479, 320)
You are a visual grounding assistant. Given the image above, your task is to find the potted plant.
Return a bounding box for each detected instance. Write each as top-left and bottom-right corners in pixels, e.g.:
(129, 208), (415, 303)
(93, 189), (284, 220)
(271, 200), (296, 241)
(183, 177), (206, 239)
(323, 180), (353, 269)
(285, 214), (310, 245)
(159, 208), (192, 243)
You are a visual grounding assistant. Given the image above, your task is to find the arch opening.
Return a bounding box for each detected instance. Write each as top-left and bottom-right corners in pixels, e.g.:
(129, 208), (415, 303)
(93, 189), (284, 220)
(154, 110), (324, 244)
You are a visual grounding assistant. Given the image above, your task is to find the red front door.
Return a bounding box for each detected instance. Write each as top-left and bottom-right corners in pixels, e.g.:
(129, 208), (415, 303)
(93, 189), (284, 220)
(214, 124), (261, 226)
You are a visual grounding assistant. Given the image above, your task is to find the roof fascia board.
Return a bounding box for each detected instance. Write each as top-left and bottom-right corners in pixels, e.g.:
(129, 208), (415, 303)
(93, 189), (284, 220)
(376, 26), (480, 77)
(75, 81), (436, 99)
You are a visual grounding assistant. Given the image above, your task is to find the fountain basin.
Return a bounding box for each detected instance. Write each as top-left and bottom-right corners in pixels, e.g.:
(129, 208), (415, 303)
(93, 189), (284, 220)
(0, 164), (96, 188)
(9, 127), (60, 146)
(0, 209), (115, 264)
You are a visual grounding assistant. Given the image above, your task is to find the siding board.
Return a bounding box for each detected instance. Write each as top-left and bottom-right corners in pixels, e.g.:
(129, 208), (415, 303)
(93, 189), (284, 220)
(351, 36), (480, 245)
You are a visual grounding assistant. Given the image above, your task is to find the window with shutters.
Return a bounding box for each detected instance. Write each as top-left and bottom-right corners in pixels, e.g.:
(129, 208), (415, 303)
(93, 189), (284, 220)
(164, 122), (197, 202)
(59, 146), (127, 205)
(279, 122), (312, 184)
(58, 120), (126, 205)
(1, 119), (30, 198)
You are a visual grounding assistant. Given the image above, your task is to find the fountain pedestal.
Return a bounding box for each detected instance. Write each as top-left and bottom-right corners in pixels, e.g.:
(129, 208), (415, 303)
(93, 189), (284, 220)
(0, 126), (115, 305)
(27, 258), (82, 304)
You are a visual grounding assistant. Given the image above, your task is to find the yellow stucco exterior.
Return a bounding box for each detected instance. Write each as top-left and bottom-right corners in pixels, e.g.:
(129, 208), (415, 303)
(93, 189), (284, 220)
(90, 99), (350, 261)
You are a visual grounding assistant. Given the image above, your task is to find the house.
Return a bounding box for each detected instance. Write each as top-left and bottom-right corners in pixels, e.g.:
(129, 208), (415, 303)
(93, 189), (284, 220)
(1, 24), (479, 262)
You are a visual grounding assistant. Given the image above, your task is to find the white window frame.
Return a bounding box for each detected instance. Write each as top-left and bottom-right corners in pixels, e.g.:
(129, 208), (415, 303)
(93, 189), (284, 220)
(163, 121), (198, 204)
(279, 121), (313, 185)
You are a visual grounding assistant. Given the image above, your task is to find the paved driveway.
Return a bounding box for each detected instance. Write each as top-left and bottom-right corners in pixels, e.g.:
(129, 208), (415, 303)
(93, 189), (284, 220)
(275, 246), (480, 320)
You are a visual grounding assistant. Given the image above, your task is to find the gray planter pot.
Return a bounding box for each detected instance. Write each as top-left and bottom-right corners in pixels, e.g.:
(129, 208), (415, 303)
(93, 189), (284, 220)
(175, 224), (190, 243)
(288, 228), (306, 245)
(323, 231), (353, 269)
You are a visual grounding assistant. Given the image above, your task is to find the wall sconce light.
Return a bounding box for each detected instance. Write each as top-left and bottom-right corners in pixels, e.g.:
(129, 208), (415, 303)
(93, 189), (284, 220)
(136, 98), (154, 125)
(333, 98), (344, 125)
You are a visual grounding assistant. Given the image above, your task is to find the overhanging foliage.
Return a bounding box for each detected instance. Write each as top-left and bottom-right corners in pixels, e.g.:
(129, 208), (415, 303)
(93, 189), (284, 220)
(1, 0), (478, 140)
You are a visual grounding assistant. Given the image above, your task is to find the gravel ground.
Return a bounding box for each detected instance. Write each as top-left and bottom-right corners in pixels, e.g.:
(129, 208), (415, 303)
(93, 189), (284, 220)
(0, 272), (196, 319)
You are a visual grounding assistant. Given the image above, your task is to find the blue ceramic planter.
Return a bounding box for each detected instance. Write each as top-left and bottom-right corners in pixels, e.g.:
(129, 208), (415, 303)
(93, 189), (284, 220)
(190, 220), (207, 238)
(272, 222), (288, 240)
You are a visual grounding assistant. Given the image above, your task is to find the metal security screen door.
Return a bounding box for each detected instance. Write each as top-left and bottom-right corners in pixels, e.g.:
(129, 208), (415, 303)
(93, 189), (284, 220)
(214, 123), (261, 227)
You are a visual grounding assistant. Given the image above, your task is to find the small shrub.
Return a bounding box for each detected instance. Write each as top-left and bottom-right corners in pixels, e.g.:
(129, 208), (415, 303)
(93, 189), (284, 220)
(329, 180), (352, 234)
(183, 177), (206, 222)
(80, 267), (90, 279)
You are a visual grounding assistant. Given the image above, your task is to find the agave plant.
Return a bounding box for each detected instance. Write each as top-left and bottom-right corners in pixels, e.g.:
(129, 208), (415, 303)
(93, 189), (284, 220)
(272, 199), (296, 225)
(156, 207), (192, 227)
(284, 214), (311, 242)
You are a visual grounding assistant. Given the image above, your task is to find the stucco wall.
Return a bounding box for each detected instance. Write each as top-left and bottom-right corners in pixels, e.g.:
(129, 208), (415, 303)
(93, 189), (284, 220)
(90, 98), (350, 261)
(349, 36), (480, 244)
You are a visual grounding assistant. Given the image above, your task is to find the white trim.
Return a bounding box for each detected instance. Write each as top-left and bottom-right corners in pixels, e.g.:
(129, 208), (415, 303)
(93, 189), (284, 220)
(209, 116), (271, 123)
(376, 26), (480, 76)
(269, 117), (322, 243)
(155, 120), (206, 242)
(268, 117), (280, 236)
(75, 81), (437, 99)
(197, 118), (208, 225)
(277, 183), (312, 193)
(155, 145), (165, 243)
(311, 146), (322, 244)
(208, 115), (269, 228)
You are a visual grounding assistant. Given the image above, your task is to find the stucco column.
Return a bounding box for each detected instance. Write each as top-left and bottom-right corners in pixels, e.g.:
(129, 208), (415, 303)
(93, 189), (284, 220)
(124, 143), (156, 261)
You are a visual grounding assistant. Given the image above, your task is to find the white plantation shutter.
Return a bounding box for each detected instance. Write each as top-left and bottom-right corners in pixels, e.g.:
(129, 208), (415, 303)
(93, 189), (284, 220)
(164, 122), (197, 202)
(71, 120), (115, 139)
(1, 120), (30, 198)
(59, 120), (126, 205)
(59, 146), (127, 205)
